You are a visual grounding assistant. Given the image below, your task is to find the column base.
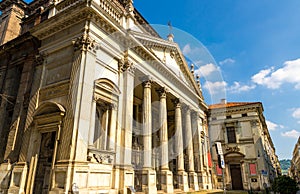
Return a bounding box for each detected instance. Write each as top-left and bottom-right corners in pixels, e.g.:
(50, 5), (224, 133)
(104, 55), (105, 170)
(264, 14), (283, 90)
(188, 172), (199, 191)
(197, 172), (204, 189)
(159, 170), (174, 194)
(142, 169), (157, 194)
(113, 166), (135, 194)
(7, 162), (27, 194)
(0, 162), (12, 193)
(177, 171), (189, 192)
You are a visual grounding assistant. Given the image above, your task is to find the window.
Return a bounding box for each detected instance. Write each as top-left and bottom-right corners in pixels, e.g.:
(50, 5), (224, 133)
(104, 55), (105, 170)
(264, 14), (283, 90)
(226, 127), (236, 143)
(94, 103), (112, 150)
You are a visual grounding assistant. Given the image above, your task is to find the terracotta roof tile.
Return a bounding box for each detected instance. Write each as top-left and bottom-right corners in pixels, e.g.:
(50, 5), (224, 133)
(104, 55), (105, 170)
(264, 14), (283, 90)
(208, 102), (260, 109)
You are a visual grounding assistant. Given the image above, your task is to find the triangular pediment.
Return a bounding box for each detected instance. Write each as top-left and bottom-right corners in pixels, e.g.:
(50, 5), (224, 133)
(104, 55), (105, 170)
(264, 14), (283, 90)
(131, 31), (203, 100)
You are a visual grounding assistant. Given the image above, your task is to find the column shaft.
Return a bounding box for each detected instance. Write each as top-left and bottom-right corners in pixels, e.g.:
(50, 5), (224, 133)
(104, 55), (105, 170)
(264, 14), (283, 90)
(158, 88), (169, 170)
(174, 100), (184, 171)
(185, 107), (195, 172)
(143, 80), (152, 169)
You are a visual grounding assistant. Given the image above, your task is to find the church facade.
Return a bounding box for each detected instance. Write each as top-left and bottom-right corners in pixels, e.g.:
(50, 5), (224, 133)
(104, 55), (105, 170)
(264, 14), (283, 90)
(0, 0), (213, 193)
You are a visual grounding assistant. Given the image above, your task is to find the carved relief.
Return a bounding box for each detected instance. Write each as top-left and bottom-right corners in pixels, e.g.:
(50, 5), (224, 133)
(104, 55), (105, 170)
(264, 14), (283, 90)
(93, 153), (114, 164)
(72, 34), (95, 51)
(35, 52), (47, 65)
(156, 87), (167, 98)
(118, 50), (135, 73)
(225, 145), (240, 153)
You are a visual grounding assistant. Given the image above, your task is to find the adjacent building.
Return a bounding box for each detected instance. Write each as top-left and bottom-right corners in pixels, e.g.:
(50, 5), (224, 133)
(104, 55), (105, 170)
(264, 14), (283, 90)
(0, 0), (213, 193)
(290, 137), (300, 183)
(208, 100), (281, 191)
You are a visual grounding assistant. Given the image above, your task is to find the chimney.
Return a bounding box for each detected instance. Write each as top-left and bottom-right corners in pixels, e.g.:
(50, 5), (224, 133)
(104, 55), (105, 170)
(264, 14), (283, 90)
(220, 98), (227, 104)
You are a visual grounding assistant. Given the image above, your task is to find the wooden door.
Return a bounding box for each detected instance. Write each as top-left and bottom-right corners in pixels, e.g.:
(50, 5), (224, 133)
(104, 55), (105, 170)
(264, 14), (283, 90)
(230, 164), (243, 190)
(33, 131), (56, 194)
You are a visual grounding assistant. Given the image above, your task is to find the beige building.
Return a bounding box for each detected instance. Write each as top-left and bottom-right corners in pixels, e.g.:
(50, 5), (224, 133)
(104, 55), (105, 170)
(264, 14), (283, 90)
(290, 137), (300, 183)
(0, 0), (213, 193)
(208, 100), (281, 191)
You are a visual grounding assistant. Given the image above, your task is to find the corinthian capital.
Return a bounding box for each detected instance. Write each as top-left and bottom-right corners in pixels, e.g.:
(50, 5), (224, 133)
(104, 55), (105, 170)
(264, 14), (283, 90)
(72, 34), (95, 51)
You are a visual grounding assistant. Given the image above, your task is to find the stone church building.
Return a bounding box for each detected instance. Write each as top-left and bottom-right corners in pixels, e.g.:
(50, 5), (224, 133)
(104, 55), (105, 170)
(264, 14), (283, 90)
(0, 0), (213, 193)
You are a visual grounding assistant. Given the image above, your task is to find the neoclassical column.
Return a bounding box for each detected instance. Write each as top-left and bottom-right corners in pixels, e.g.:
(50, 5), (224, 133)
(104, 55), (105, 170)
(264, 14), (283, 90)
(142, 78), (157, 194)
(157, 87), (169, 170)
(183, 105), (199, 191)
(173, 99), (184, 171)
(173, 99), (189, 192)
(142, 80), (152, 169)
(184, 106), (195, 173)
(157, 87), (173, 193)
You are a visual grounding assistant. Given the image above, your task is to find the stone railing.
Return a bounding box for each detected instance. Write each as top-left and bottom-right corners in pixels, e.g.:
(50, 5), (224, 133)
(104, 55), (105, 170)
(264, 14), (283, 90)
(56, 0), (123, 25)
(97, 0), (123, 25)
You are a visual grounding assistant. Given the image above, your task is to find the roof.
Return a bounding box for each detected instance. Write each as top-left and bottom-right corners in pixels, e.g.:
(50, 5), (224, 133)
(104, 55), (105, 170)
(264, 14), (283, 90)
(208, 102), (261, 109)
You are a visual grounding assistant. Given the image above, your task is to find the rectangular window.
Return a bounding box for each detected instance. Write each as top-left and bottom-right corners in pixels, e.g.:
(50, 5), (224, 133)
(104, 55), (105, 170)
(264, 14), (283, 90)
(249, 163), (257, 175)
(226, 127), (236, 143)
(94, 104), (111, 150)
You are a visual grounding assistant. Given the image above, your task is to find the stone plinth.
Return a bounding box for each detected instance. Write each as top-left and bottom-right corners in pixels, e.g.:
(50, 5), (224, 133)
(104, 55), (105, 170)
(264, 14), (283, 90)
(189, 172), (199, 191)
(160, 170), (174, 193)
(177, 171), (189, 192)
(142, 169), (157, 194)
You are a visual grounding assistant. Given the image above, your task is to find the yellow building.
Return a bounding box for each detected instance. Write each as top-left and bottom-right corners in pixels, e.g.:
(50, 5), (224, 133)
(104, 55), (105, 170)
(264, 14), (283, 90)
(208, 100), (281, 191)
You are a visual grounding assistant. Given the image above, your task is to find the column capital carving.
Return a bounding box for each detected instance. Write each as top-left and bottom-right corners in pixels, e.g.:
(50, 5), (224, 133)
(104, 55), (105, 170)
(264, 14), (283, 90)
(35, 51), (47, 65)
(182, 104), (190, 113)
(140, 75), (152, 88)
(172, 98), (181, 108)
(72, 33), (95, 51)
(118, 50), (135, 73)
(156, 87), (167, 98)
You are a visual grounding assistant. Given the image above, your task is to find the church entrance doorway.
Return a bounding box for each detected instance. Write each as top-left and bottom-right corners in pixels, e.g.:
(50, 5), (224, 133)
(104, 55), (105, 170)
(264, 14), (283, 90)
(230, 164), (243, 190)
(33, 131), (56, 194)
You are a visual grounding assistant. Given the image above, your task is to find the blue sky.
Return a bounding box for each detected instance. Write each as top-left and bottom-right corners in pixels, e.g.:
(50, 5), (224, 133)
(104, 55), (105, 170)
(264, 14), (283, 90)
(135, 0), (300, 159)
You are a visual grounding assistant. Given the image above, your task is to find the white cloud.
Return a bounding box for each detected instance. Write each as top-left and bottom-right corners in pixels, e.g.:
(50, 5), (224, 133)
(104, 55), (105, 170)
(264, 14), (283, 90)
(292, 108), (300, 119)
(251, 58), (300, 89)
(266, 120), (284, 131)
(195, 63), (220, 77)
(203, 81), (227, 95)
(281, 130), (300, 138)
(219, 58), (235, 65)
(182, 44), (192, 55)
(228, 82), (256, 93)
